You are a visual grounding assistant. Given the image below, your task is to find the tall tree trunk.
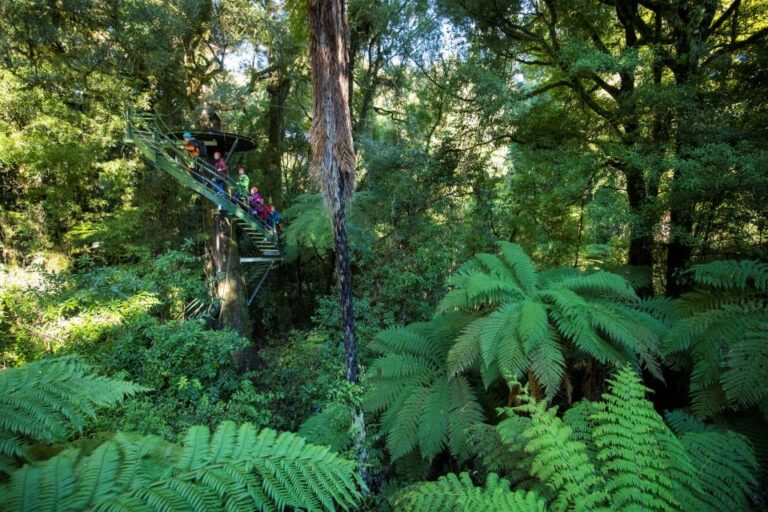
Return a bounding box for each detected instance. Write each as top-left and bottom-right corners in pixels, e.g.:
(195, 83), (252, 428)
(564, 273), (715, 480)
(209, 211), (249, 338)
(616, 1), (655, 297)
(264, 73), (291, 207)
(665, 28), (700, 297)
(308, 0), (369, 489)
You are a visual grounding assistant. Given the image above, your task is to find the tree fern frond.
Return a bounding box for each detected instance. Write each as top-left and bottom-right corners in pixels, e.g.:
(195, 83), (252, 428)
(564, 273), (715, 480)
(474, 253), (518, 283)
(299, 403), (353, 453)
(543, 289), (625, 364)
(663, 410), (714, 436)
(516, 400), (609, 511)
(588, 302), (663, 378)
(446, 317), (485, 377)
(537, 267), (581, 287)
(435, 288), (473, 314)
(665, 261), (768, 419)
(496, 328), (529, 386)
(177, 425), (211, 471)
(524, 329), (565, 399)
(664, 308), (743, 355)
(604, 265), (652, 292)
(462, 272), (524, 307)
(364, 374), (433, 415)
(517, 300), (550, 353)
(418, 378), (451, 461)
(635, 296), (682, 325)
(591, 368), (700, 511)
(721, 332), (768, 409)
(1, 422), (362, 512)
(394, 471), (546, 512)
(553, 271), (637, 301)
(0, 357), (145, 475)
(389, 387), (431, 460)
(370, 325), (435, 360)
(466, 423), (524, 475)
(689, 260), (768, 292)
(369, 352), (438, 380)
(446, 377), (485, 460)
(690, 385), (729, 419)
(479, 303), (520, 368)
(37, 449), (79, 512)
(497, 242), (538, 294)
(680, 431), (758, 512)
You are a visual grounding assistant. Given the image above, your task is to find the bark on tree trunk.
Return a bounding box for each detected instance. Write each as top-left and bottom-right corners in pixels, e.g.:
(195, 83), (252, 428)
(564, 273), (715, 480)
(264, 74), (291, 206)
(665, 205), (694, 297)
(332, 205), (358, 382)
(210, 211), (250, 338)
(309, 0), (369, 490)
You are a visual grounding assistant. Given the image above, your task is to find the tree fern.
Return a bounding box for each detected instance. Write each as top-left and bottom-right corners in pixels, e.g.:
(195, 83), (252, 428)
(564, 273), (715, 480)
(299, 403), (353, 453)
(0, 421), (361, 512)
(465, 422), (528, 476)
(0, 356), (145, 475)
(663, 260), (768, 418)
(364, 314), (485, 462)
(393, 472), (546, 512)
(396, 368), (759, 512)
(366, 243), (664, 463)
(437, 242), (662, 398)
(282, 193), (378, 262)
(515, 368), (757, 512)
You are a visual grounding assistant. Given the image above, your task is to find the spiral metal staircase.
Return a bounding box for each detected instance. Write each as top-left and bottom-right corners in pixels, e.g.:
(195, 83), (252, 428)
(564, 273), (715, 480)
(125, 111), (281, 313)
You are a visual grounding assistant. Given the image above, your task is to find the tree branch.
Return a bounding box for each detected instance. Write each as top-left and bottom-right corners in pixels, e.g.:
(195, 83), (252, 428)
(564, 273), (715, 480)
(523, 79), (572, 98)
(703, 26), (768, 67)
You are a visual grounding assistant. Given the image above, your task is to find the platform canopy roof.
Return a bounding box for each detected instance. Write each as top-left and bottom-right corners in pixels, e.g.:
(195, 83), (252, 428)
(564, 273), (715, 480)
(171, 131), (257, 155)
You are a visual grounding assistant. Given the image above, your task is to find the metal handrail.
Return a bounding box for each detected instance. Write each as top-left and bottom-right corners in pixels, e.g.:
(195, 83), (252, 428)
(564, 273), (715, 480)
(127, 110), (279, 245)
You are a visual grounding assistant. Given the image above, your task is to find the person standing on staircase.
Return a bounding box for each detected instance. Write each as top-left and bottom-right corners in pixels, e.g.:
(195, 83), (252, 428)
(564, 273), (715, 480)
(183, 131), (207, 182)
(234, 167), (250, 205)
(248, 186), (264, 216)
(213, 152), (228, 196)
(267, 204), (282, 231)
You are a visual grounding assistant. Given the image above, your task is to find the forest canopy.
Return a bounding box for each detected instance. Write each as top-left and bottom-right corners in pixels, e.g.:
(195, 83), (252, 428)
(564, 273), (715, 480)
(1, 0), (767, 510)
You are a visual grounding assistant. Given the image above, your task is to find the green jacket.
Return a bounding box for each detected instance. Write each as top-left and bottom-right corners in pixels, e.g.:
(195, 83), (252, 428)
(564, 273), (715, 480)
(236, 174), (250, 196)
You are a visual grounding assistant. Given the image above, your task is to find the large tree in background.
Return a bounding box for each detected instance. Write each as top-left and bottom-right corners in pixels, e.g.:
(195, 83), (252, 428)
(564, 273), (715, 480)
(308, 0), (369, 486)
(440, 0), (768, 296)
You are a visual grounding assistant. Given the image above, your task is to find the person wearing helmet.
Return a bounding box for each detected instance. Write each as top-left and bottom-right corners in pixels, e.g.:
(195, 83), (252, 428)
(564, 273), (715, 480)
(183, 132), (199, 158)
(182, 131), (207, 182)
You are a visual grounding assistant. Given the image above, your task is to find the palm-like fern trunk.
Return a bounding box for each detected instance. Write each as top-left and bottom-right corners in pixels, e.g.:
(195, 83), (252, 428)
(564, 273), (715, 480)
(309, 0), (369, 488)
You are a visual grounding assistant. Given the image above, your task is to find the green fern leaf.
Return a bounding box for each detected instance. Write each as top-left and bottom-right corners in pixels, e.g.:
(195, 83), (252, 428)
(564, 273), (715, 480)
(591, 368), (700, 511)
(394, 471), (546, 512)
(479, 303), (520, 368)
(418, 378), (450, 460)
(1, 422), (362, 512)
(516, 399), (609, 511)
(497, 242), (538, 294)
(446, 317), (485, 376)
(721, 332), (768, 409)
(389, 387), (431, 460)
(0, 357), (144, 475)
(446, 377), (486, 460)
(680, 430), (758, 511)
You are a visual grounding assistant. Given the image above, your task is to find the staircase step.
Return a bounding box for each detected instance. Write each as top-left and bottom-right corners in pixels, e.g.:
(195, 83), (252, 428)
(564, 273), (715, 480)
(128, 112), (283, 281)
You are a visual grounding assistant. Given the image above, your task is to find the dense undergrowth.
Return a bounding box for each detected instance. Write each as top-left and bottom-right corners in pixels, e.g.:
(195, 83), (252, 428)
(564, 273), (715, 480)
(2, 0), (768, 510)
